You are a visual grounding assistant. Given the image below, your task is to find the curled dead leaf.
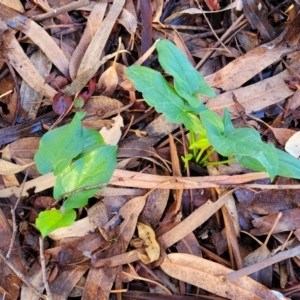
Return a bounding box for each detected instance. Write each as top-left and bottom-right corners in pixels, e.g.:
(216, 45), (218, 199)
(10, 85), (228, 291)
(137, 222), (160, 263)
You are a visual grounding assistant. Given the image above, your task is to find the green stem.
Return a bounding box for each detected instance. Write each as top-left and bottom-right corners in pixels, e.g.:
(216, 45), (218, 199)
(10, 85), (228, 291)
(189, 130), (197, 158)
(199, 148), (216, 165)
(203, 157), (236, 167)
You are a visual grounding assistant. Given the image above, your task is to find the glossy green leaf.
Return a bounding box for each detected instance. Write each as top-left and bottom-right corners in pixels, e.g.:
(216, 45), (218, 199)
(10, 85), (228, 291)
(222, 108), (235, 135)
(126, 66), (206, 132)
(54, 145), (117, 208)
(200, 110), (278, 180)
(81, 128), (105, 155)
(36, 208), (76, 237)
(156, 40), (216, 107)
(237, 148), (300, 179)
(34, 112), (85, 175)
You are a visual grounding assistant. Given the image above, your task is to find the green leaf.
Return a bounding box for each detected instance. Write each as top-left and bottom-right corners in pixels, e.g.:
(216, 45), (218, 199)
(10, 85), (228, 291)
(34, 112), (85, 175)
(276, 148), (300, 178)
(156, 39), (216, 107)
(237, 148), (300, 180)
(81, 128), (105, 155)
(126, 65), (206, 132)
(200, 110), (224, 137)
(36, 208), (76, 237)
(54, 145), (117, 208)
(200, 110), (278, 180)
(222, 108), (234, 135)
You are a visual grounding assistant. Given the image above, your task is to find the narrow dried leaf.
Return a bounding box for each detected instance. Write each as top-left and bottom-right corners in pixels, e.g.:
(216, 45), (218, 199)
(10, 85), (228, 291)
(0, 159), (34, 175)
(0, 4), (69, 77)
(205, 46), (293, 91)
(77, 0), (125, 76)
(69, 2), (107, 79)
(251, 208), (300, 236)
(118, 8), (137, 34)
(3, 31), (56, 99)
(161, 253), (281, 300)
(137, 222), (160, 263)
(84, 192), (147, 300)
(207, 71), (294, 117)
(49, 265), (89, 299)
(152, 0), (164, 22)
(7, 137), (40, 178)
(20, 47), (52, 119)
(0, 0), (24, 13)
(48, 217), (97, 240)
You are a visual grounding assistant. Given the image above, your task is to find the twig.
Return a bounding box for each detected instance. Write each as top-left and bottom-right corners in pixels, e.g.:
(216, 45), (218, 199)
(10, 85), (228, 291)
(6, 169), (30, 259)
(5, 59), (20, 126)
(39, 236), (53, 300)
(0, 251), (48, 300)
(195, 14), (248, 69)
(223, 244), (300, 282)
(194, 1), (234, 57)
(32, 0), (90, 22)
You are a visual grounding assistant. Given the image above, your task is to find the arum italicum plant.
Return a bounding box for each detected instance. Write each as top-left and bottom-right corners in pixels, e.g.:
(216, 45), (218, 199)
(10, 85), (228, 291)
(126, 39), (300, 181)
(34, 112), (117, 237)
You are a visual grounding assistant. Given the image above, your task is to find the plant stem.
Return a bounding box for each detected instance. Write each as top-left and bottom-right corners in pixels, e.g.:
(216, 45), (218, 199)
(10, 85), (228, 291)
(199, 148), (216, 164)
(203, 157), (236, 166)
(189, 130), (197, 158)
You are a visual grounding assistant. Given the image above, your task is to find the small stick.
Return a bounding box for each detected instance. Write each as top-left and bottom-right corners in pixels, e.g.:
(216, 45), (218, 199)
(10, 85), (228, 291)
(223, 244), (300, 282)
(6, 169), (30, 259)
(32, 0), (90, 22)
(0, 251), (48, 299)
(39, 236), (53, 300)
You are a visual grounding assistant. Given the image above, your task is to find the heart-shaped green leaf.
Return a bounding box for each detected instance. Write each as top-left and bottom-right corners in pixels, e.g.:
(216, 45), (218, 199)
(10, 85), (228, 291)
(36, 208), (76, 237)
(54, 145), (117, 208)
(34, 112), (85, 175)
(126, 66), (206, 133)
(156, 39), (216, 107)
(200, 110), (278, 180)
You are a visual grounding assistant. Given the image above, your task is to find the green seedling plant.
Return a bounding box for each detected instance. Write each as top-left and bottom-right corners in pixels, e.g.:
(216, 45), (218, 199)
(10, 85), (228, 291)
(34, 112), (117, 237)
(126, 39), (300, 181)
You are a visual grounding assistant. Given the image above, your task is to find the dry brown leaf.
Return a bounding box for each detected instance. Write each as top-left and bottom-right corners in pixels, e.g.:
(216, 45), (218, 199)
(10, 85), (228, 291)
(205, 45), (292, 91)
(83, 95), (123, 116)
(207, 70), (294, 117)
(83, 192), (148, 299)
(110, 62), (136, 90)
(251, 208), (300, 236)
(164, 3), (237, 23)
(0, 4), (69, 77)
(0, 0), (24, 13)
(137, 222), (160, 263)
(118, 8), (137, 35)
(3, 30), (56, 99)
(97, 65), (119, 97)
(48, 217), (97, 240)
(20, 48), (52, 119)
(62, 51), (123, 96)
(77, 0), (125, 76)
(161, 253), (281, 300)
(6, 137), (40, 178)
(49, 265), (89, 300)
(69, 2), (107, 79)
(0, 159), (34, 175)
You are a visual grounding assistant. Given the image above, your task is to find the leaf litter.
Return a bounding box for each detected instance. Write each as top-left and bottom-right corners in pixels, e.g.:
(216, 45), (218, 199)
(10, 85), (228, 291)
(1, 0), (300, 299)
